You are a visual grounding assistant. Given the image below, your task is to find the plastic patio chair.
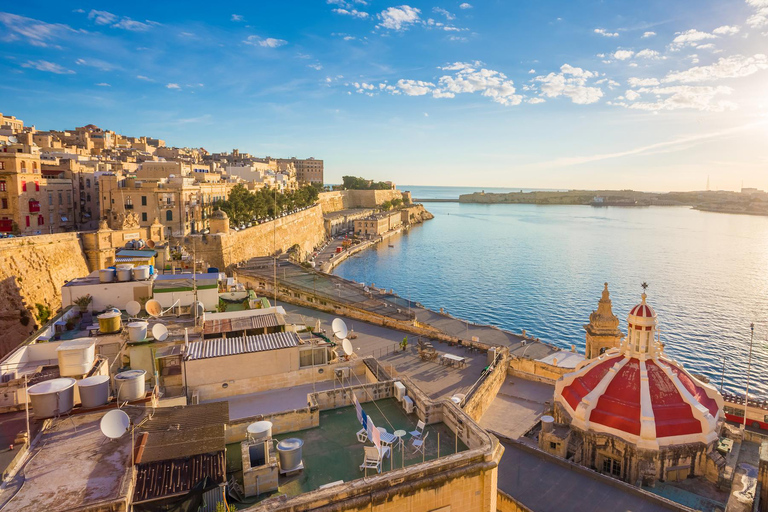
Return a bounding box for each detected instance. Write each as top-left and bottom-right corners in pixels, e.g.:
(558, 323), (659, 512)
(412, 431), (429, 455)
(409, 420), (425, 440)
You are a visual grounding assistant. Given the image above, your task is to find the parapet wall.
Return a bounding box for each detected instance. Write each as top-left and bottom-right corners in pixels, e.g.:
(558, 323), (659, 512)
(0, 233), (90, 357)
(177, 204), (326, 269)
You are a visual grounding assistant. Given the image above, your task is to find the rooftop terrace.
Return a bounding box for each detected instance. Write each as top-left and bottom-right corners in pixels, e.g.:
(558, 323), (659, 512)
(227, 398), (467, 507)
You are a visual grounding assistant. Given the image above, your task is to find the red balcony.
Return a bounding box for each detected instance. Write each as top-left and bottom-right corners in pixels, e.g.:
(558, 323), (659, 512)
(28, 200), (41, 213)
(0, 219), (12, 232)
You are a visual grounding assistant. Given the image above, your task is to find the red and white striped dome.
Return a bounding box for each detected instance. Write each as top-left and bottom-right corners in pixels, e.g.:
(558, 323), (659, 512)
(554, 291), (723, 449)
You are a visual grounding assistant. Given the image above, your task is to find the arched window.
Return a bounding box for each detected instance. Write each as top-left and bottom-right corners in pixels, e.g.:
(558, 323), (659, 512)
(86, 179), (91, 188)
(32, 162), (37, 172)
(20, 161), (27, 172)
(166, 210), (173, 221)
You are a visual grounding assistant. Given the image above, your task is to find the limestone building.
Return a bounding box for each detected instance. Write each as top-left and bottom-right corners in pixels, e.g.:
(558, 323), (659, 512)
(274, 156), (323, 184)
(543, 289), (726, 486)
(584, 282), (624, 359)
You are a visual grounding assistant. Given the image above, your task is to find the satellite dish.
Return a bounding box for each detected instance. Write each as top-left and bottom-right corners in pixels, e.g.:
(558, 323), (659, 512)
(146, 239), (156, 249)
(193, 301), (204, 316)
(8, 136), (17, 143)
(152, 323), (169, 341)
(331, 318), (348, 339)
(145, 299), (162, 317)
(342, 338), (353, 356)
(100, 409), (130, 439)
(125, 301), (141, 317)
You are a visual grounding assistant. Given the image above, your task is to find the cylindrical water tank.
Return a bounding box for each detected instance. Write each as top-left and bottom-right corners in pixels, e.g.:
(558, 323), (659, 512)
(99, 268), (116, 283)
(277, 438), (304, 471)
(127, 322), (148, 342)
(77, 375), (110, 408)
(114, 370), (146, 401)
(116, 267), (133, 282)
(28, 378), (76, 419)
(98, 311), (122, 334)
(132, 265), (150, 280)
(541, 415), (555, 433)
(247, 421), (273, 441)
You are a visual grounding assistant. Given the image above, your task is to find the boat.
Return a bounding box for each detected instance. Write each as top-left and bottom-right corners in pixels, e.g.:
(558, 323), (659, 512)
(388, 244), (395, 248)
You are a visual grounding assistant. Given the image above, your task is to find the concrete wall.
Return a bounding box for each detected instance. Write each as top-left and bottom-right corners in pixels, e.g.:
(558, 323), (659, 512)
(497, 490), (534, 512)
(508, 356), (571, 384)
(463, 349), (509, 423)
(177, 204), (326, 270)
(0, 233), (90, 357)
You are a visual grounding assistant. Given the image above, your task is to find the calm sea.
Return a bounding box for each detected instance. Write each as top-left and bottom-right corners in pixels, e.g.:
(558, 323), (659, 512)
(334, 186), (768, 397)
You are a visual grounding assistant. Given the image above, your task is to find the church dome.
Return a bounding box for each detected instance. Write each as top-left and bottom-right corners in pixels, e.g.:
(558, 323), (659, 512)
(555, 290), (723, 449)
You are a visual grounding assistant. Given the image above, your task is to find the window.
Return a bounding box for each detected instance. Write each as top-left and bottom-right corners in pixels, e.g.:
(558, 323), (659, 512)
(0, 180), (4, 191)
(166, 210), (173, 221)
(48, 193), (53, 205)
(0, 162), (3, 170)
(38, 216), (44, 226)
(58, 192), (63, 205)
(550, 442), (558, 450)
(25, 216), (30, 227)
(32, 162), (37, 172)
(67, 192), (71, 205)
(141, 196), (147, 206)
(602, 457), (621, 477)
(35, 181), (39, 192)
(86, 179), (91, 188)
(0, 199), (6, 209)
(142, 212), (147, 222)
(21, 181), (26, 192)
(20, 161), (26, 172)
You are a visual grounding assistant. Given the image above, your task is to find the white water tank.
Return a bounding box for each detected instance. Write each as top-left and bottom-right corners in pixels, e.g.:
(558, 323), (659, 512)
(77, 375), (110, 408)
(114, 369), (146, 401)
(116, 267), (133, 282)
(28, 378), (76, 418)
(541, 415), (555, 433)
(132, 265), (150, 280)
(247, 421), (273, 442)
(56, 338), (96, 377)
(127, 322), (148, 342)
(99, 268), (116, 283)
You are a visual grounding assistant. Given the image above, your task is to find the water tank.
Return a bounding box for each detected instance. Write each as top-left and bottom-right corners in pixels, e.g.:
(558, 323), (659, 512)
(98, 311), (122, 334)
(116, 266), (133, 282)
(77, 375), (110, 408)
(487, 347), (497, 365)
(56, 338), (96, 377)
(541, 415), (555, 433)
(247, 421), (273, 442)
(114, 369), (146, 401)
(126, 321), (148, 342)
(132, 265), (150, 281)
(276, 438), (304, 472)
(134, 239), (145, 250)
(99, 268), (116, 283)
(27, 378), (76, 419)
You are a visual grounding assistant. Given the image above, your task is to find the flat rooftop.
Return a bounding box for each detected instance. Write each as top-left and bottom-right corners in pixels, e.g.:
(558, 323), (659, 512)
(227, 399), (467, 504)
(204, 381), (337, 421)
(480, 376), (554, 440)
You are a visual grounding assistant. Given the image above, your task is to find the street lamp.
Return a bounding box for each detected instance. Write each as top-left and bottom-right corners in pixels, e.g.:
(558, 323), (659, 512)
(742, 323), (755, 433)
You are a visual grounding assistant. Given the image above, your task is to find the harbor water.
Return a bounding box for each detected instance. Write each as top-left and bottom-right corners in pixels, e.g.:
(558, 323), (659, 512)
(334, 186), (768, 397)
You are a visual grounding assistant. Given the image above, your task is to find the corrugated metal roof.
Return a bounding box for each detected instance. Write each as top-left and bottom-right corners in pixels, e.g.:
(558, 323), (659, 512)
(186, 331), (301, 361)
(116, 249), (158, 258)
(133, 452), (225, 503)
(202, 313), (285, 335)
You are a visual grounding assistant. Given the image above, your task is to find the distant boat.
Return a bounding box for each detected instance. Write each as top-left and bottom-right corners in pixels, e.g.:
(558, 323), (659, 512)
(388, 244), (395, 248)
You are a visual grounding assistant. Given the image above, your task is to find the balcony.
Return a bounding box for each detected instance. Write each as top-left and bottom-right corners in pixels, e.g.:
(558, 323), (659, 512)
(124, 204), (134, 210)
(28, 200), (41, 213)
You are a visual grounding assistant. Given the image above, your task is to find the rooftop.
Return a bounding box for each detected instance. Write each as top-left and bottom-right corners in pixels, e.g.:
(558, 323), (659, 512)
(186, 332), (303, 361)
(227, 398), (468, 503)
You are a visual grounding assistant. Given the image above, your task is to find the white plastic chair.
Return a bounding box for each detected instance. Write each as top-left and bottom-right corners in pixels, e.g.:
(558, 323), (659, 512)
(360, 446), (390, 473)
(377, 427), (397, 447)
(356, 428), (368, 443)
(409, 420), (425, 440)
(412, 431), (429, 455)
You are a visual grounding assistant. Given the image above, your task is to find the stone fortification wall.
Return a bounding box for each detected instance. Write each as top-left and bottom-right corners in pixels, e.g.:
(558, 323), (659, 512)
(344, 189), (403, 208)
(0, 233), (90, 357)
(463, 348), (509, 423)
(177, 204), (326, 270)
(318, 191), (345, 213)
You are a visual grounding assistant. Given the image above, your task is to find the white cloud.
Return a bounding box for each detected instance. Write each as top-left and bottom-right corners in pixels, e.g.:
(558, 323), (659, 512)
(713, 25), (740, 35)
(620, 85), (736, 111)
(75, 58), (118, 71)
(231, 14), (244, 22)
(137, 75), (152, 81)
(308, 63), (323, 70)
(635, 49), (661, 59)
(377, 5), (421, 31)
(333, 8), (369, 18)
(243, 35), (288, 48)
(527, 97), (546, 104)
(166, 83), (181, 89)
(746, 0), (768, 27)
(433, 7), (455, 20)
(21, 60), (75, 74)
(435, 61), (523, 105)
(671, 29), (717, 48)
(459, 3), (472, 9)
(95, 82), (111, 87)
(534, 64), (603, 104)
(695, 43), (715, 50)
(624, 90), (641, 101)
(88, 10), (117, 25)
(397, 79), (434, 95)
(663, 54), (768, 83)
(0, 12), (75, 47)
(613, 50), (634, 60)
(112, 18), (155, 31)
(642, 31), (656, 38)
(594, 28), (619, 37)
(528, 69), (536, 74)
(627, 77), (660, 87)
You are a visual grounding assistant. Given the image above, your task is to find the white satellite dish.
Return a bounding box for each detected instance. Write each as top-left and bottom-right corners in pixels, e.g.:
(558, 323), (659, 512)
(8, 136), (17, 144)
(342, 338), (353, 356)
(100, 409), (130, 439)
(193, 301), (204, 317)
(331, 318), (348, 339)
(145, 299), (162, 317)
(125, 301), (141, 317)
(152, 323), (169, 341)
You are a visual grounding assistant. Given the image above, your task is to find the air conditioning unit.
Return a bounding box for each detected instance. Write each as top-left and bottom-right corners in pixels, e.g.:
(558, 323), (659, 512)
(394, 381), (406, 402)
(403, 395), (414, 414)
(335, 367), (350, 380)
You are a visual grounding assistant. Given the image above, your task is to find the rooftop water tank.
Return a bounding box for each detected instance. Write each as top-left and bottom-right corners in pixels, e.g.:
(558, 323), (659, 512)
(77, 375), (110, 408)
(56, 338), (96, 377)
(127, 321), (148, 342)
(27, 378), (76, 419)
(98, 311), (121, 334)
(541, 415), (555, 433)
(116, 267), (133, 282)
(247, 421), (273, 442)
(276, 438), (304, 473)
(132, 265), (150, 281)
(99, 268), (116, 283)
(114, 369), (146, 402)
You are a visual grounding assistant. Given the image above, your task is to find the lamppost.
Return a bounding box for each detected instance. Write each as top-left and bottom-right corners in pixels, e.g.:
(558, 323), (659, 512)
(742, 323), (755, 433)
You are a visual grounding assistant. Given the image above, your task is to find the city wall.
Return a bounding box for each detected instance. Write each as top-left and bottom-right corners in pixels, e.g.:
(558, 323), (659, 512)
(318, 189), (405, 214)
(0, 233), (90, 357)
(176, 204), (326, 270)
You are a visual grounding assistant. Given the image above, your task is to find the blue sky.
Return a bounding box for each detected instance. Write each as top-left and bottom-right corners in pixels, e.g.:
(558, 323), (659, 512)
(1, 1), (767, 190)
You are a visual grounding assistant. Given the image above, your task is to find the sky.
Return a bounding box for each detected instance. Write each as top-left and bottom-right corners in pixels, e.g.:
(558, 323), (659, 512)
(1, 1), (767, 191)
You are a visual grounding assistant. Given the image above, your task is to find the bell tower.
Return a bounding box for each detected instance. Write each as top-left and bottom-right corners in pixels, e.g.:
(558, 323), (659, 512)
(584, 282), (623, 359)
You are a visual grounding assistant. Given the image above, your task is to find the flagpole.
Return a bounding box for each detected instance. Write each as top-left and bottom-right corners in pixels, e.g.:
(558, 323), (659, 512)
(742, 323), (754, 433)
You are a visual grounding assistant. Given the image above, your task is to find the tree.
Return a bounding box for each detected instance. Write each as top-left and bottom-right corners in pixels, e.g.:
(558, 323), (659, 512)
(391, 198), (403, 208)
(381, 200), (392, 211)
(342, 176), (392, 190)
